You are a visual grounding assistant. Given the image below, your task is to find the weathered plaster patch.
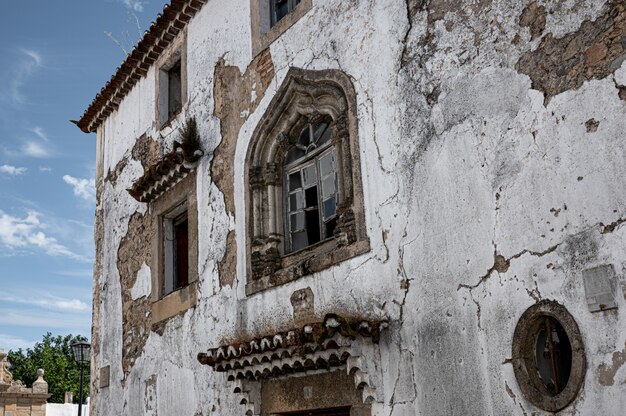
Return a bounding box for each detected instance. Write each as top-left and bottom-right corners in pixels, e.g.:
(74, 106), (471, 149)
(117, 211), (155, 376)
(131, 262), (152, 300)
(517, 1), (626, 103)
(218, 230), (236, 287)
(131, 134), (162, 170)
(90, 203), (104, 413)
(599, 341), (626, 386)
(212, 48), (275, 287)
(519, 1), (547, 40)
(586, 118), (600, 132)
(435, 68), (530, 133)
(212, 48), (275, 217)
(106, 156), (128, 187)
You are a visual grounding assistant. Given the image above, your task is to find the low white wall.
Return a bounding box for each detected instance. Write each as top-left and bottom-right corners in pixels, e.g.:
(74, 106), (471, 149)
(45, 400), (90, 416)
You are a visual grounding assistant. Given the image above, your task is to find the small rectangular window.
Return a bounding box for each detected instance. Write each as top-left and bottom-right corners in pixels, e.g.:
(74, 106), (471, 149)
(163, 210), (189, 296)
(167, 60), (182, 119)
(270, 0), (301, 27)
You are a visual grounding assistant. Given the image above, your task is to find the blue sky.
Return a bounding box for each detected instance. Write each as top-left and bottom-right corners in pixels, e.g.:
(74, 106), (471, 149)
(0, 1), (166, 352)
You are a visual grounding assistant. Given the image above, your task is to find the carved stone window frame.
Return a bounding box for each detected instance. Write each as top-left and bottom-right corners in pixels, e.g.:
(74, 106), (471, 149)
(245, 68), (369, 295)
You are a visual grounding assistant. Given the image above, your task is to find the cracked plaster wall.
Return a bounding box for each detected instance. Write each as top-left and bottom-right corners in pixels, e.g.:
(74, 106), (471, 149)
(91, 0), (626, 415)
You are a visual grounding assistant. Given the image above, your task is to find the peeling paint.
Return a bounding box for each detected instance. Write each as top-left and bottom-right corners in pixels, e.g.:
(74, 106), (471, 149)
(599, 341), (626, 386)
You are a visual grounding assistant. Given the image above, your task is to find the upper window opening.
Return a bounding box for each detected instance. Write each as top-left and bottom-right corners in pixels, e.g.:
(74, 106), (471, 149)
(163, 209), (189, 296)
(156, 33), (186, 128)
(270, 0), (301, 27)
(251, 0), (312, 57)
(167, 60), (182, 120)
(285, 121), (337, 252)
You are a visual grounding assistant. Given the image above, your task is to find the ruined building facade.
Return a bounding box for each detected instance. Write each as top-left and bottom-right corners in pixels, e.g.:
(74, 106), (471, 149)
(76, 1), (626, 415)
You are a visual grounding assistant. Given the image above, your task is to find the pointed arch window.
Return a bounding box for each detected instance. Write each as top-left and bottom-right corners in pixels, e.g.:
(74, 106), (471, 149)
(245, 69), (369, 295)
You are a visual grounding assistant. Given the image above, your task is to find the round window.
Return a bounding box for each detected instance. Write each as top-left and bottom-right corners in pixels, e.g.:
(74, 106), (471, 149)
(512, 300), (586, 412)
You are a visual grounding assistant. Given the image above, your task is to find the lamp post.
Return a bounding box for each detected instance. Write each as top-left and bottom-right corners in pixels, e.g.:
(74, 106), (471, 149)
(70, 341), (90, 416)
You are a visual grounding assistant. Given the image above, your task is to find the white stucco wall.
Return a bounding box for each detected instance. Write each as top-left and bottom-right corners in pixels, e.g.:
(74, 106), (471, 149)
(90, 0), (626, 415)
(46, 401), (89, 416)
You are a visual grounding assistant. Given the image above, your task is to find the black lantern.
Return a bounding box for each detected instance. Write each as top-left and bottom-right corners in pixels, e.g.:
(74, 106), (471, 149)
(70, 341), (90, 416)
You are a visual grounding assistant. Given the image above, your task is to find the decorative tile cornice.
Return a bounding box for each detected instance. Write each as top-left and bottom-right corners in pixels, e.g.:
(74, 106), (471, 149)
(197, 314), (386, 373)
(128, 141), (202, 203)
(198, 314), (388, 414)
(73, 0), (207, 134)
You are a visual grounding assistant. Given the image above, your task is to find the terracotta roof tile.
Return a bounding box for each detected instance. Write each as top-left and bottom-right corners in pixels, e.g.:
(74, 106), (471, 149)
(73, 0), (207, 133)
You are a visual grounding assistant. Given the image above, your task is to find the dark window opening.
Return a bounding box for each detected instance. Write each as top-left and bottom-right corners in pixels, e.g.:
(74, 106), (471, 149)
(534, 316), (572, 396)
(167, 60), (182, 119)
(285, 121), (338, 253)
(173, 215), (188, 290)
(163, 210), (189, 296)
(270, 0), (301, 27)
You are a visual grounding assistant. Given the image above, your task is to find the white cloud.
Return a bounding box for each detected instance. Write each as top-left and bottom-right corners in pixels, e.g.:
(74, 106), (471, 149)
(119, 0), (145, 12)
(39, 166), (52, 172)
(21, 49), (42, 66)
(30, 127), (48, 142)
(1, 49), (43, 106)
(22, 141), (50, 158)
(0, 210), (86, 261)
(63, 175), (96, 201)
(0, 165), (27, 175)
(0, 308), (90, 332)
(0, 295), (89, 312)
(54, 269), (93, 278)
(0, 334), (36, 352)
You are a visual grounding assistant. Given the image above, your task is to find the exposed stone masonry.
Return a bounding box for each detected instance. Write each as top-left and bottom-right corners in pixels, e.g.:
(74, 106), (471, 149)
(117, 212), (155, 377)
(517, 1), (626, 103)
(212, 48), (275, 287)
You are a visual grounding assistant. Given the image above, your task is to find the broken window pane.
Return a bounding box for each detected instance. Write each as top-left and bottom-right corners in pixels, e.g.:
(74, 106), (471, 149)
(288, 171), (302, 191)
(302, 164), (317, 187)
(305, 209), (321, 244)
(305, 186), (318, 208)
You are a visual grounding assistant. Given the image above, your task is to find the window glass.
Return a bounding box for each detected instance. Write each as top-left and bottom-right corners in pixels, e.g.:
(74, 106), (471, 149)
(285, 122), (338, 252)
(302, 164), (317, 188)
(270, 0), (302, 27)
(288, 172), (302, 191)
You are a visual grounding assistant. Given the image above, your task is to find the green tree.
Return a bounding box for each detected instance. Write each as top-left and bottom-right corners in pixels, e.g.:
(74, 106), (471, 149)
(7, 333), (90, 404)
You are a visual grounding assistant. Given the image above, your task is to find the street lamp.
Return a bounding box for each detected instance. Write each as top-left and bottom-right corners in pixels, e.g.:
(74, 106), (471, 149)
(70, 341), (90, 416)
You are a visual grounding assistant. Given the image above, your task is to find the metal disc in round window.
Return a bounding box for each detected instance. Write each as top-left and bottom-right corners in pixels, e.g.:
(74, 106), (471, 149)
(534, 316), (572, 396)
